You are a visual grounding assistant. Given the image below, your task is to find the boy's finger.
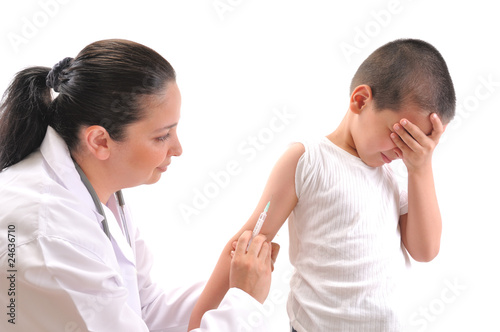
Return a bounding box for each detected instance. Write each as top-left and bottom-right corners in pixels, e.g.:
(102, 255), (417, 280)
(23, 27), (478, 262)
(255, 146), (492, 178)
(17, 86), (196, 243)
(398, 119), (427, 146)
(429, 113), (444, 141)
(391, 132), (407, 153)
(393, 122), (420, 151)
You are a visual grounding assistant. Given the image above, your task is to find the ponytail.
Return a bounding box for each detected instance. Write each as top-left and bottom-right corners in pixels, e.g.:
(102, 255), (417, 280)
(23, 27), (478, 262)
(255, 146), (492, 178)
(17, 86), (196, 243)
(0, 67), (52, 170)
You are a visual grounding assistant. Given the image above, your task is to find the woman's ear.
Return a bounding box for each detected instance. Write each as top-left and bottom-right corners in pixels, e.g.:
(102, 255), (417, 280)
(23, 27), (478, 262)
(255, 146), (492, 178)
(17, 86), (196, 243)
(82, 126), (112, 161)
(349, 84), (373, 114)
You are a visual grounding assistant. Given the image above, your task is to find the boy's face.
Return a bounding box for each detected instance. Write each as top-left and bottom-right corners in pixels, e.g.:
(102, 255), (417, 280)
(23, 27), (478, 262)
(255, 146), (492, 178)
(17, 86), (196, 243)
(352, 104), (434, 167)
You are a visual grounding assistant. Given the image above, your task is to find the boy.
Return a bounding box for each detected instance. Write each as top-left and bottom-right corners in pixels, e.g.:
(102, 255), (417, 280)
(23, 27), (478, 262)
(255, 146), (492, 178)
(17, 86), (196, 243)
(188, 39), (456, 331)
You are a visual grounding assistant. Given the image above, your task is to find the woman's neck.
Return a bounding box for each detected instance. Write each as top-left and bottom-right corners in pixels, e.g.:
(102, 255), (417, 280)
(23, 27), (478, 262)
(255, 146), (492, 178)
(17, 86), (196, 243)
(72, 153), (116, 204)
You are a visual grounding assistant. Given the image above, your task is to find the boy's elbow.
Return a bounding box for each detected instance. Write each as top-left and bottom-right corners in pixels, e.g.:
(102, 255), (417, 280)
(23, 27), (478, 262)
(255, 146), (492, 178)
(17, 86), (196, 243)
(411, 246), (440, 262)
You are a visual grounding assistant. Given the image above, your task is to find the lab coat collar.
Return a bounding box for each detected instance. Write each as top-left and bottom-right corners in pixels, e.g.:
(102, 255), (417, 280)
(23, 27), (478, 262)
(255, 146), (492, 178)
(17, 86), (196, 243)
(105, 194), (136, 264)
(40, 126), (104, 223)
(41, 127), (136, 265)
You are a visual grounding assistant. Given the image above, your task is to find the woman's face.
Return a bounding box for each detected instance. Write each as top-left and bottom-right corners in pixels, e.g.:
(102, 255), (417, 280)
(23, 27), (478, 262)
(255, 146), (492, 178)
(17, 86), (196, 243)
(111, 81), (182, 187)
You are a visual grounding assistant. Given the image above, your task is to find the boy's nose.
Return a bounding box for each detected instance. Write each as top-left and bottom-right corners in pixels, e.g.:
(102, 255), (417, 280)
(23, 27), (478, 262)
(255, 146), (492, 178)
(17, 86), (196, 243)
(392, 149), (402, 160)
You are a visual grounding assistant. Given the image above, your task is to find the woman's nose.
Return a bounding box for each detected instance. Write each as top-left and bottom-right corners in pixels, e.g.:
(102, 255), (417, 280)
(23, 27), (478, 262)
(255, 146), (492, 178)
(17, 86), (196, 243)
(169, 135), (182, 157)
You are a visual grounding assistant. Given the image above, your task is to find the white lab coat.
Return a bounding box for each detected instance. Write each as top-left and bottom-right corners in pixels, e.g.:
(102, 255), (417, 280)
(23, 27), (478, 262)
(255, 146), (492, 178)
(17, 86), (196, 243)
(0, 127), (268, 332)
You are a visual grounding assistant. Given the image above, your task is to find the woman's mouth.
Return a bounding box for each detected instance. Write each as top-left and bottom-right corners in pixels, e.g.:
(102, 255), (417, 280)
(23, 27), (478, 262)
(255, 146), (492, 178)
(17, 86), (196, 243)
(157, 164), (169, 172)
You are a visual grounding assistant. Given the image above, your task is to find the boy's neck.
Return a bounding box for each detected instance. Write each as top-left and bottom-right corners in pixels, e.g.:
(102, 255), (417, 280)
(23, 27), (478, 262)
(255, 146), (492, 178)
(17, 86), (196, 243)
(326, 111), (359, 158)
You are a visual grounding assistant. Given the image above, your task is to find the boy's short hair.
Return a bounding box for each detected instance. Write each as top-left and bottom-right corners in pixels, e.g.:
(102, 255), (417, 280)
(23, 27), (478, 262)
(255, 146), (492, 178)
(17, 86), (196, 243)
(350, 39), (456, 124)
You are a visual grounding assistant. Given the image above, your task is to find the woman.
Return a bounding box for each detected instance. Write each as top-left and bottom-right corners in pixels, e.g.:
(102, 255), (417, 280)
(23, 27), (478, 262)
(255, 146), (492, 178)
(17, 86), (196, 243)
(0, 39), (276, 331)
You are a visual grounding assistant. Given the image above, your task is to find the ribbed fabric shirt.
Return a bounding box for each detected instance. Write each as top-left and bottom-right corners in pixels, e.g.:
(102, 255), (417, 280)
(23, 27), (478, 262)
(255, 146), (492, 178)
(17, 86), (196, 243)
(287, 137), (409, 332)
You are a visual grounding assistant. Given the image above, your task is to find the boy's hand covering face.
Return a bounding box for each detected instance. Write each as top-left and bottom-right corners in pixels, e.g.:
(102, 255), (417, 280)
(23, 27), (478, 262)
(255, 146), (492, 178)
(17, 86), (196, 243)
(390, 113), (444, 173)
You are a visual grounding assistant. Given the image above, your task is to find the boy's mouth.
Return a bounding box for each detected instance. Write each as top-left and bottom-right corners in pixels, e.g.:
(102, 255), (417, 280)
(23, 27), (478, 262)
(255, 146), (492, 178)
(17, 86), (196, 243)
(381, 153), (392, 164)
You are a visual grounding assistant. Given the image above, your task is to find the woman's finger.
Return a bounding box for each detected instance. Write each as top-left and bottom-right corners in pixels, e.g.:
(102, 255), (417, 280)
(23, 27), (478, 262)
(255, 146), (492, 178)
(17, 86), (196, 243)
(247, 234), (267, 256)
(234, 230), (252, 255)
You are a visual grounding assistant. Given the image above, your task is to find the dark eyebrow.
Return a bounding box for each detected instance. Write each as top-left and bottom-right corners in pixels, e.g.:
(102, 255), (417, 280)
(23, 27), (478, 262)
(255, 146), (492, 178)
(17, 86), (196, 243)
(154, 123), (178, 133)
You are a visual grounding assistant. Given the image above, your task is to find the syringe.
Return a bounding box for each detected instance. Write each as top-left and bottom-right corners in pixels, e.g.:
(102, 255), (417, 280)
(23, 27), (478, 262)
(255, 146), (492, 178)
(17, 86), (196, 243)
(247, 201), (271, 250)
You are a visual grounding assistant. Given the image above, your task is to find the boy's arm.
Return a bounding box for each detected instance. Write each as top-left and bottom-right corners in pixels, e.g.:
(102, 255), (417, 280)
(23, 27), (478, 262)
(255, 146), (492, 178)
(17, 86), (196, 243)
(391, 113), (444, 262)
(187, 143), (304, 330)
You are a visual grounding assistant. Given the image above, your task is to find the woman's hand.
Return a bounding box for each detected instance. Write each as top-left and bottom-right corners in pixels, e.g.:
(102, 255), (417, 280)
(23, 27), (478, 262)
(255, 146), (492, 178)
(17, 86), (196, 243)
(228, 231), (279, 303)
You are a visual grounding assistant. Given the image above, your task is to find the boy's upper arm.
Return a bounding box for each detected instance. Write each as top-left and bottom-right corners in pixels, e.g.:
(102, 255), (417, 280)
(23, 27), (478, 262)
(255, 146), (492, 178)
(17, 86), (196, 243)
(240, 142), (305, 241)
(186, 143), (305, 330)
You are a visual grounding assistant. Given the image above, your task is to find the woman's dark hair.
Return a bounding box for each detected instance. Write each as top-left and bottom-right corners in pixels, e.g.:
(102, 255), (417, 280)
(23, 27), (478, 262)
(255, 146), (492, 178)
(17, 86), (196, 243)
(350, 38), (456, 124)
(0, 39), (176, 170)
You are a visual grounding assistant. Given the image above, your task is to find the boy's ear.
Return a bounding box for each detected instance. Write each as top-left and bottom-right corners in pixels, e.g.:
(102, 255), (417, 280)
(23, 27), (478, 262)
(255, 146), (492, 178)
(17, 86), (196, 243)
(83, 125), (112, 161)
(349, 85), (373, 114)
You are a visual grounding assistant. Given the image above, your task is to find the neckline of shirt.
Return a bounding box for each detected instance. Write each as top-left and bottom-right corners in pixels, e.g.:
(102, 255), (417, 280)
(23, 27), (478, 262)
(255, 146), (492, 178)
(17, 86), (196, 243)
(321, 136), (375, 169)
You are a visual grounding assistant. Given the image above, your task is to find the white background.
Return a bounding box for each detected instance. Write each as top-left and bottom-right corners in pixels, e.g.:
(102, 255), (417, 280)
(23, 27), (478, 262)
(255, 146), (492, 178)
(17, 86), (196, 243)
(1, 1), (499, 331)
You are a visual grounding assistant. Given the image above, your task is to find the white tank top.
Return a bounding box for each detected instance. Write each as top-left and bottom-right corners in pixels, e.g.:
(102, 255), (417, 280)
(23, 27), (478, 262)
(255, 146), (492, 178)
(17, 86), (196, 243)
(287, 137), (409, 332)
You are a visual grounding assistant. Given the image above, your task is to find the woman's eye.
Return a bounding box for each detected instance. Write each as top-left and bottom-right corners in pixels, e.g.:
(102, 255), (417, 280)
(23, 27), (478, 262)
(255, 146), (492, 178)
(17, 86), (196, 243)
(156, 134), (170, 142)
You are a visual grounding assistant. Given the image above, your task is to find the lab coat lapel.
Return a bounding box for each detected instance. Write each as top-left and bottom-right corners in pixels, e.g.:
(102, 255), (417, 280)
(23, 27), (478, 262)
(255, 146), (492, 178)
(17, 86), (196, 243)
(102, 197), (141, 316)
(103, 195), (136, 265)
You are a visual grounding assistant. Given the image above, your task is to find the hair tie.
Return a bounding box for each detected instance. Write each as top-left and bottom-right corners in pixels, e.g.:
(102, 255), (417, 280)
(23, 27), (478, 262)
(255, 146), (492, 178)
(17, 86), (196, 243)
(46, 57), (73, 92)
